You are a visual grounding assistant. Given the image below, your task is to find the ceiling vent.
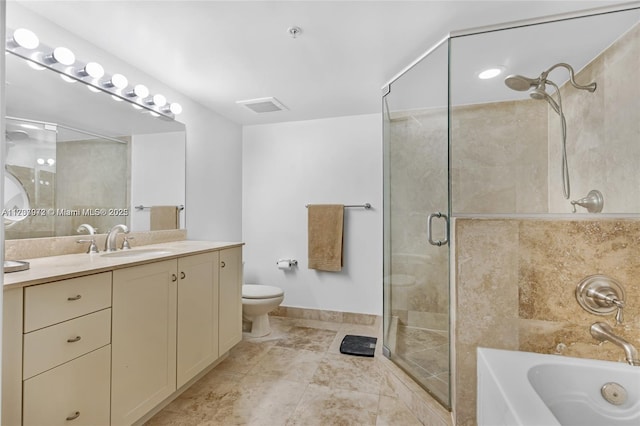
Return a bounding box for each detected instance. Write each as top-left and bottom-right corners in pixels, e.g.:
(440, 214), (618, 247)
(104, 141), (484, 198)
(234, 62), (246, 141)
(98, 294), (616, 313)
(236, 97), (288, 113)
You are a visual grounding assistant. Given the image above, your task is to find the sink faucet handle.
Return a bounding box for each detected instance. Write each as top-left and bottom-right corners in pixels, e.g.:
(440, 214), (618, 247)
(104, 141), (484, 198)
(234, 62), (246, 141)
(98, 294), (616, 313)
(77, 238), (99, 254)
(122, 236), (135, 250)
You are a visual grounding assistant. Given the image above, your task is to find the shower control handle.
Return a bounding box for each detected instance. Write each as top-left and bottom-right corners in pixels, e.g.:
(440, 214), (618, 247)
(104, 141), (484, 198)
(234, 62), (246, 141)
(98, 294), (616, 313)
(427, 212), (449, 246)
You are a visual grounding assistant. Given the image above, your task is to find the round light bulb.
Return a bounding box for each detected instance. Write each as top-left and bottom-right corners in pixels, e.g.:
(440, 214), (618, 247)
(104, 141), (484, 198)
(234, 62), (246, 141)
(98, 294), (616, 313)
(13, 28), (39, 49)
(131, 104), (143, 110)
(36, 158), (45, 165)
(52, 47), (76, 66)
(47, 158), (55, 166)
(111, 95), (123, 102)
(152, 94), (167, 107)
(133, 84), (149, 98)
(87, 85), (101, 93)
(149, 111), (160, 118)
(169, 103), (183, 115)
(110, 73), (128, 89)
(84, 62), (104, 79)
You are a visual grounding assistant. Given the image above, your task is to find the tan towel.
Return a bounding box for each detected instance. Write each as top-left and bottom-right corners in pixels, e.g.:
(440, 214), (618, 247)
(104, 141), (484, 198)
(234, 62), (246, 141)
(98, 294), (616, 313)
(150, 205), (180, 230)
(308, 204), (344, 272)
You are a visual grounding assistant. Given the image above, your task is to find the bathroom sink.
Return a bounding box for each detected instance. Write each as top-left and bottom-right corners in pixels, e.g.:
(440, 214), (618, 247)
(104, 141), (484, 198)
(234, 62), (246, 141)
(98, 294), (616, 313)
(100, 248), (173, 258)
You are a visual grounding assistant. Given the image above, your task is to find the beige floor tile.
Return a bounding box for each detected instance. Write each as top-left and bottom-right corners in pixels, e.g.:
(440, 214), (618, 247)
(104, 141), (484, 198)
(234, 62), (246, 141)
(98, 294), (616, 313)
(375, 395), (423, 426)
(216, 340), (275, 374)
(286, 384), (379, 426)
(311, 352), (384, 395)
(247, 346), (324, 383)
(275, 325), (337, 352)
(205, 375), (307, 425)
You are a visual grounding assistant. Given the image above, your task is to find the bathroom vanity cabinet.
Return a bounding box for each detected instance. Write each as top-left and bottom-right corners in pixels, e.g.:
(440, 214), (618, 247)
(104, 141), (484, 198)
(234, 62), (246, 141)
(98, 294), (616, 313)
(2, 242), (243, 426)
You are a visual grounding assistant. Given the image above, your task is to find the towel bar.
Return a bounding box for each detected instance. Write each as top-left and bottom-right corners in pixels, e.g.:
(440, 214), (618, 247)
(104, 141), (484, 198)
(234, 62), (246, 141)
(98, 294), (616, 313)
(305, 203), (371, 209)
(135, 205), (185, 211)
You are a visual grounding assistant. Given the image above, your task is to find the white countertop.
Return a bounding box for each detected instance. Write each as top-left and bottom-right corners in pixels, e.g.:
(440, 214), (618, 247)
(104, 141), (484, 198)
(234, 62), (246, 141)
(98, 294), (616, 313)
(3, 240), (243, 289)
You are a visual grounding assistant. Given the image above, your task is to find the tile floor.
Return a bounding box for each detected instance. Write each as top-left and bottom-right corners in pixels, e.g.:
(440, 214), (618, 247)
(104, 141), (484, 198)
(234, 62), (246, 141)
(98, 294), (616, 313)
(146, 316), (424, 425)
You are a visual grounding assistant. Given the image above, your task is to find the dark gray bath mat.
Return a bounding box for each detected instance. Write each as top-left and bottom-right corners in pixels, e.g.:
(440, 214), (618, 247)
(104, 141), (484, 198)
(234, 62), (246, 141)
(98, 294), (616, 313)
(339, 335), (377, 357)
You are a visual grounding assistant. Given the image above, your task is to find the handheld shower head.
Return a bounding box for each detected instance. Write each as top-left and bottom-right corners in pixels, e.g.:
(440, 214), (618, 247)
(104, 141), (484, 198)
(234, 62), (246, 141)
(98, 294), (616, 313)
(504, 74), (539, 91)
(530, 85), (560, 114)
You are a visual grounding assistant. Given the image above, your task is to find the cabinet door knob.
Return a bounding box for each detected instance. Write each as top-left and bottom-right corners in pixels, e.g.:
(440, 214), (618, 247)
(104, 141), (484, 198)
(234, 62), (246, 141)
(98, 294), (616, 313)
(67, 336), (82, 343)
(171, 274), (178, 282)
(180, 271), (186, 279)
(67, 295), (82, 301)
(221, 261), (226, 268)
(66, 411), (80, 421)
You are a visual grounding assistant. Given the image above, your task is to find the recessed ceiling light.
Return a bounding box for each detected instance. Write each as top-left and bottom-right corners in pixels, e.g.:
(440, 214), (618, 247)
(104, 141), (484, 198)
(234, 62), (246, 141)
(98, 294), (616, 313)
(478, 67), (504, 80)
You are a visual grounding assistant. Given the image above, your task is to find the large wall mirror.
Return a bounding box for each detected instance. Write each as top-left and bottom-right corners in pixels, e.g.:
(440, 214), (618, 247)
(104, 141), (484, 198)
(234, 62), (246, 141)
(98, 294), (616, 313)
(4, 40), (186, 240)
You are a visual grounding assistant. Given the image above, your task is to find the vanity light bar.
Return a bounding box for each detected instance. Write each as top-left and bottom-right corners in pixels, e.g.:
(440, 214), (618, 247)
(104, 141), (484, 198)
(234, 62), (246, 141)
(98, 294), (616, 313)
(5, 28), (183, 120)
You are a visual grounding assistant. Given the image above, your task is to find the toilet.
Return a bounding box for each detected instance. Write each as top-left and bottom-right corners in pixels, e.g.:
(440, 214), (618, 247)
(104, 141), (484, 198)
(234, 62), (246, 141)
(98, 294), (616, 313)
(242, 284), (285, 337)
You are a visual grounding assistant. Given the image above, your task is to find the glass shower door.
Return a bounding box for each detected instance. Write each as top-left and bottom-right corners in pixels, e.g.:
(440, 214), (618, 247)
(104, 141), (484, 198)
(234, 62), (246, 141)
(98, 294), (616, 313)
(382, 39), (451, 408)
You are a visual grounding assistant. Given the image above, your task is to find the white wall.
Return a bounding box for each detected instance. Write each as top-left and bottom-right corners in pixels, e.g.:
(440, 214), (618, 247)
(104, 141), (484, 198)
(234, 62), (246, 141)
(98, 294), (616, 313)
(130, 132), (186, 231)
(6, 3), (243, 242)
(242, 114), (383, 315)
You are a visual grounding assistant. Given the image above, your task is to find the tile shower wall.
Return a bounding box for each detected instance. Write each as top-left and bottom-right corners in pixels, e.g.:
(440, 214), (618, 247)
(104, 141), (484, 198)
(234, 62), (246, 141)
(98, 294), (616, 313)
(450, 99), (548, 214)
(454, 218), (640, 426)
(549, 21), (640, 212)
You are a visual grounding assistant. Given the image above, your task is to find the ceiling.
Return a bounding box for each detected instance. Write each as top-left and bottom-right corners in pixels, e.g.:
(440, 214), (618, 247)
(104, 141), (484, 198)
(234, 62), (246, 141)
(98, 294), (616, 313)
(11, 0), (637, 125)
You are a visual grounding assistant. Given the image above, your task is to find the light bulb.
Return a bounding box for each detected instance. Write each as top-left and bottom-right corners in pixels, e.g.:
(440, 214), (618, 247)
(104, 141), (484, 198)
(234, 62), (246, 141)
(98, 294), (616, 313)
(47, 158), (55, 166)
(12, 28), (39, 49)
(126, 84), (149, 98)
(26, 60), (46, 71)
(36, 158), (45, 165)
(51, 47), (75, 65)
(152, 94), (167, 107)
(87, 85), (101, 93)
(78, 62), (105, 79)
(111, 95), (123, 102)
(107, 73), (128, 89)
(169, 103), (183, 115)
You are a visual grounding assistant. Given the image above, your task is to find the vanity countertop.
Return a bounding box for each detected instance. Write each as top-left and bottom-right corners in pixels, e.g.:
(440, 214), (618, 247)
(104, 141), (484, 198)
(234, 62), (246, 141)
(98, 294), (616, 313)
(3, 240), (243, 289)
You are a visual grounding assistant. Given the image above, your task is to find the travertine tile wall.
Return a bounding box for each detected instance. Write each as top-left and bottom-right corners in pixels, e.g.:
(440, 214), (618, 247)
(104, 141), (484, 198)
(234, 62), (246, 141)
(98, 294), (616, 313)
(549, 21), (640, 212)
(454, 218), (640, 426)
(450, 100), (549, 214)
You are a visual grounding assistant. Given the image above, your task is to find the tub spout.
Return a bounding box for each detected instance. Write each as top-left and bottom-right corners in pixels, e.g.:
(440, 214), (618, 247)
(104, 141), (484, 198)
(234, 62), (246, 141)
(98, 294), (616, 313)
(590, 322), (640, 366)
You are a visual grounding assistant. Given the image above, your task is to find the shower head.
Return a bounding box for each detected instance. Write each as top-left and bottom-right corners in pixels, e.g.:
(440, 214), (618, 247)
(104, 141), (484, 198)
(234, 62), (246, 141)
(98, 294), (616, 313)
(530, 85), (560, 114)
(504, 74), (539, 91)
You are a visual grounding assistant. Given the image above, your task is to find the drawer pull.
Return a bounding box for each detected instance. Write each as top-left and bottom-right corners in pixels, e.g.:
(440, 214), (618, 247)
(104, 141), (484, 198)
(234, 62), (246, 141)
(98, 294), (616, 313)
(171, 274), (177, 282)
(180, 271), (186, 279)
(67, 336), (82, 343)
(221, 261), (226, 268)
(66, 411), (80, 421)
(67, 294), (82, 301)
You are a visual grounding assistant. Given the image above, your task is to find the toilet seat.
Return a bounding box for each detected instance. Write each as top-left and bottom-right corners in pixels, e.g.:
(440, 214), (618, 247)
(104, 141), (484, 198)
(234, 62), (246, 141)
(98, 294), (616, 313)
(242, 284), (284, 299)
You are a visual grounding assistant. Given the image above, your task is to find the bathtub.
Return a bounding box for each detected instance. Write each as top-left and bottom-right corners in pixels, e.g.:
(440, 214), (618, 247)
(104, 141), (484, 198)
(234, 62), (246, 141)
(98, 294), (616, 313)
(477, 347), (640, 426)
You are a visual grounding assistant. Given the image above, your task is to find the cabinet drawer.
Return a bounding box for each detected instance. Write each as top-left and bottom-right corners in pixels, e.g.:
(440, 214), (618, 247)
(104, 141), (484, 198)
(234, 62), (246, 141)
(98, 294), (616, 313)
(23, 309), (111, 380)
(24, 272), (112, 332)
(23, 345), (111, 426)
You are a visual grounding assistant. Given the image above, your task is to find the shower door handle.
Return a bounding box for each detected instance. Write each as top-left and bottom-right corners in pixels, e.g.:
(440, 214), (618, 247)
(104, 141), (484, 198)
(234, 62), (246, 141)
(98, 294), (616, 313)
(427, 212), (449, 246)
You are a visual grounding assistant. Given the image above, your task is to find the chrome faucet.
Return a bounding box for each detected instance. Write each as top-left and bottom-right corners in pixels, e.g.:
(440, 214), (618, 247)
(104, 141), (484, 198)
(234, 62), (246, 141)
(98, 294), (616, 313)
(591, 322), (640, 366)
(105, 224), (129, 252)
(76, 224), (99, 253)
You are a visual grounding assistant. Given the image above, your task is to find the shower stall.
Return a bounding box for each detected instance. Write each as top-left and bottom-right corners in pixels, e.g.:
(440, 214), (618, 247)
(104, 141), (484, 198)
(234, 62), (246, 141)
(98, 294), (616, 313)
(382, 4), (640, 418)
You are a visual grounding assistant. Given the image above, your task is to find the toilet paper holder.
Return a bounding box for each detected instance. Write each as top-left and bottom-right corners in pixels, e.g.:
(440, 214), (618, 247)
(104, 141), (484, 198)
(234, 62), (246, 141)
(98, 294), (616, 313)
(277, 259), (298, 269)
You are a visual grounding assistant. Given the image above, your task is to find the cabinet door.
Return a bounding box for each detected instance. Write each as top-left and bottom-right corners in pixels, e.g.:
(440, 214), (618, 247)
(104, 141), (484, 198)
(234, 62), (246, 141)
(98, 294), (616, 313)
(219, 247), (243, 354)
(176, 251), (219, 388)
(111, 260), (177, 426)
(23, 345), (111, 426)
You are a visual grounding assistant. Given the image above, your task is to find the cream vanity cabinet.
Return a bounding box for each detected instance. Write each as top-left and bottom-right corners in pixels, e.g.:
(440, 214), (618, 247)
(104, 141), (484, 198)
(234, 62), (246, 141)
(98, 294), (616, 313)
(22, 272), (113, 426)
(2, 244), (243, 426)
(111, 247), (242, 425)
